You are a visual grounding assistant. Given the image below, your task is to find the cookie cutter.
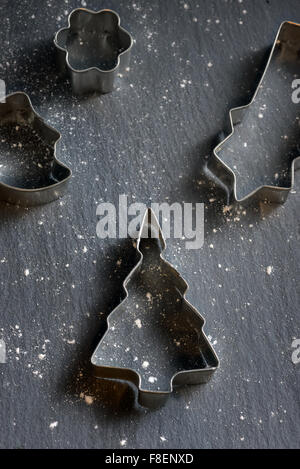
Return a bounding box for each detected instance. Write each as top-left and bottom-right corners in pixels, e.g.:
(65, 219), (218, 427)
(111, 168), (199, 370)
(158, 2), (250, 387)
(91, 208), (219, 408)
(0, 92), (71, 206)
(54, 8), (133, 95)
(206, 21), (300, 204)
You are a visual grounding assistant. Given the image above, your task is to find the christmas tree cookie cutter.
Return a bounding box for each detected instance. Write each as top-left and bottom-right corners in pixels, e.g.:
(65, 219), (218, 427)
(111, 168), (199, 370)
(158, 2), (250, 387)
(91, 208), (219, 408)
(0, 92), (71, 206)
(54, 8), (133, 95)
(206, 21), (300, 204)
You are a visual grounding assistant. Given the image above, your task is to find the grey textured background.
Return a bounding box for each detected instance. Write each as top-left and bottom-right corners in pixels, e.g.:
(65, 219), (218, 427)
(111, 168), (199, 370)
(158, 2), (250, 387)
(0, 0), (299, 449)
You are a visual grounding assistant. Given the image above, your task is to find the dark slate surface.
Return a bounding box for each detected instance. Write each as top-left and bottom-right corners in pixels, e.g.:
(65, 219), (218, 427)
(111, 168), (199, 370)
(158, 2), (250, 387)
(0, 0), (299, 449)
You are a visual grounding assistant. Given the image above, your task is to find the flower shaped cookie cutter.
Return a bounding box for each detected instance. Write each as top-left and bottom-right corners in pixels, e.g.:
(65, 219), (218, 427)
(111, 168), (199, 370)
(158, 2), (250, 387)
(54, 8), (133, 95)
(0, 92), (71, 206)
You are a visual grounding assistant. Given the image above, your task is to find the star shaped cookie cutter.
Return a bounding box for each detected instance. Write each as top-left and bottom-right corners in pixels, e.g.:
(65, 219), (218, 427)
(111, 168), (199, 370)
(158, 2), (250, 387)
(0, 92), (71, 206)
(54, 8), (133, 95)
(207, 21), (300, 204)
(91, 208), (219, 408)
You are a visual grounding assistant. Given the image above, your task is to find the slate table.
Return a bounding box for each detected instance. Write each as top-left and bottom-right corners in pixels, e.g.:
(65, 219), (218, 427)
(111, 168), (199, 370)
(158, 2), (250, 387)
(0, 0), (299, 449)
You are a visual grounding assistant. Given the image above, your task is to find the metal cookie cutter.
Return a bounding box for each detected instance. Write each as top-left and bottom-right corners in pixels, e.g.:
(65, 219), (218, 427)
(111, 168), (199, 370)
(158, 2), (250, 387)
(54, 8), (133, 95)
(206, 21), (300, 204)
(92, 209), (219, 408)
(0, 92), (71, 206)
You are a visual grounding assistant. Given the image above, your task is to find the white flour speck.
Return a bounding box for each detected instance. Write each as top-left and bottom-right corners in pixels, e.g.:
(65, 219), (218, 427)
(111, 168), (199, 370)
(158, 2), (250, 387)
(148, 376), (157, 383)
(135, 319), (142, 328)
(146, 292), (152, 303)
(84, 395), (94, 405)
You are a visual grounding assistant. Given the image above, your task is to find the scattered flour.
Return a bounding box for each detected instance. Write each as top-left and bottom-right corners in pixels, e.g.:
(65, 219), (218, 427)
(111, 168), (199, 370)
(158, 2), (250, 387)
(134, 319), (142, 328)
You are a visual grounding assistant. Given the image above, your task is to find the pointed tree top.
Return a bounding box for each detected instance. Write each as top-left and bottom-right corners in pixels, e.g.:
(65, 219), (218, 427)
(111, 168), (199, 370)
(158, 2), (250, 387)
(137, 208), (166, 252)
